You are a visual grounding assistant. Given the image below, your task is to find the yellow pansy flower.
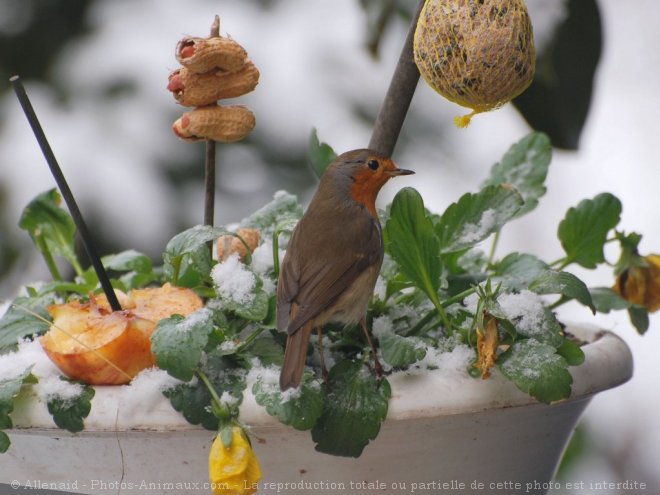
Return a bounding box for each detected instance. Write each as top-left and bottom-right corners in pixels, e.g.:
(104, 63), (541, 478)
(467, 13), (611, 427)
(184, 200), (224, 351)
(209, 426), (262, 495)
(614, 254), (660, 313)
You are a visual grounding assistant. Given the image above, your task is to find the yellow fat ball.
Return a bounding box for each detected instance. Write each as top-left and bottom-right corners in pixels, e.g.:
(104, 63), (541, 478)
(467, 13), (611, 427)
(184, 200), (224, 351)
(414, 0), (536, 127)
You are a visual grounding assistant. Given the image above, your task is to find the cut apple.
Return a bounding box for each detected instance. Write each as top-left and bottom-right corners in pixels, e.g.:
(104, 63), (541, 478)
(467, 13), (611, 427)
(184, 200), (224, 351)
(41, 302), (155, 385)
(129, 283), (203, 323)
(41, 284), (204, 385)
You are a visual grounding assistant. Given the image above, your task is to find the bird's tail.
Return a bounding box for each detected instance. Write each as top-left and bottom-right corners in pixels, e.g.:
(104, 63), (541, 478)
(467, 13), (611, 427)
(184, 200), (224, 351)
(280, 323), (312, 391)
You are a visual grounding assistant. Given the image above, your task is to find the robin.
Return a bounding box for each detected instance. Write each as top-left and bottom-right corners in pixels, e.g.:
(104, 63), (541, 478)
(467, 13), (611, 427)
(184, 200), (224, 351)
(277, 149), (414, 390)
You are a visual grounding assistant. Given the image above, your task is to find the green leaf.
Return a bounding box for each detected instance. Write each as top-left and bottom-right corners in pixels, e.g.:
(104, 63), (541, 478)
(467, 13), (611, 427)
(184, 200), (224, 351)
(628, 306), (649, 335)
(0, 367), (35, 452)
(558, 193), (622, 268)
(164, 350), (246, 431)
(436, 185), (523, 253)
(493, 253), (549, 291)
(221, 289), (270, 322)
(253, 371), (323, 430)
(0, 431), (9, 453)
(247, 334), (284, 366)
(117, 271), (158, 291)
(497, 291), (564, 347)
(0, 293), (58, 353)
(34, 277), (99, 297)
(165, 225), (227, 258)
(588, 288), (648, 334)
(379, 333), (426, 368)
(482, 132), (552, 217)
(589, 287), (630, 313)
(164, 381), (218, 430)
(556, 339), (585, 367)
(18, 189), (82, 274)
(308, 128), (337, 179)
(102, 249), (153, 274)
(498, 339), (572, 404)
(47, 383), (95, 433)
(177, 245), (214, 289)
(163, 225), (226, 286)
(151, 309), (214, 381)
(385, 188), (442, 305)
(204, 348), (247, 400)
(312, 360), (390, 457)
(241, 191), (303, 233)
(529, 270), (595, 312)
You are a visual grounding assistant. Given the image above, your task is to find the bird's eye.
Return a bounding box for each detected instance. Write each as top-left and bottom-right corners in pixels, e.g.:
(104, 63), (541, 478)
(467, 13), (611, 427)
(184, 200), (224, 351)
(367, 159), (379, 170)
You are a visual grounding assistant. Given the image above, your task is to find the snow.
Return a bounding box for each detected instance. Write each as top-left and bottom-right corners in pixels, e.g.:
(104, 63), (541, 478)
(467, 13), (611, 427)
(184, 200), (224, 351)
(250, 238), (282, 295)
(0, 338), (84, 404)
(36, 375), (84, 403)
(463, 292), (480, 313)
(125, 367), (181, 395)
(247, 363), (280, 388)
(458, 209), (498, 244)
(211, 254), (256, 305)
(412, 344), (475, 376)
(0, 345), (36, 382)
(220, 340), (238, 353)
(246, 362), (310, 403)
(176, 307), (211, 332)
(497, 290), (546, 337)
(250, 239), (275, 275)
(219, 391), (239, 408)
(372, 314), (394, 340)
(373, 276), (387, 301)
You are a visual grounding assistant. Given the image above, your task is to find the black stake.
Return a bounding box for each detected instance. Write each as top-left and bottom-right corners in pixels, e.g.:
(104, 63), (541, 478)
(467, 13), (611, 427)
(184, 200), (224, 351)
(204, 140), (216, 227)
(10, 75), (122, 312)
(368, 0), (425, 158)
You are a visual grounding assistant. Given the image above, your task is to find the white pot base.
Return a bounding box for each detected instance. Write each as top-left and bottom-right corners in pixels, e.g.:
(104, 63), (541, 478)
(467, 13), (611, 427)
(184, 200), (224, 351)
(2, 326), (633, 495)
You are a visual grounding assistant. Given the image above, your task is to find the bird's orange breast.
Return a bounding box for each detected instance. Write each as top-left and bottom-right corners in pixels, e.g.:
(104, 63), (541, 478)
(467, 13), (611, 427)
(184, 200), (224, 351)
(350, 169), (389, 217)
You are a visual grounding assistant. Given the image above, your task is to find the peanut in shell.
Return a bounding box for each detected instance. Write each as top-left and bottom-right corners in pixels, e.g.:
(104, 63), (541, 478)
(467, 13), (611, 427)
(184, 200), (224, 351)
(176, 36), (247, 74)
(414, 0), (536, 127)
(172, 105), (256, 142)
(168, 60), (260, 107)
(216, 228), (261, 262)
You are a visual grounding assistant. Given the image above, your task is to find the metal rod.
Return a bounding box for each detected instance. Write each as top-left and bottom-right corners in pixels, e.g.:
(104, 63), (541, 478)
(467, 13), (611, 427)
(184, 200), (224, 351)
(368, 0), (425, 158)
(204, 15), (220, 230)
(10, 75), (122, 312)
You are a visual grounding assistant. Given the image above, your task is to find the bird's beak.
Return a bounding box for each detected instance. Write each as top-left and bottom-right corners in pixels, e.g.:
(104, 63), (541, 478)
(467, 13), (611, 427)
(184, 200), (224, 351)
(387, 168), (415, 177)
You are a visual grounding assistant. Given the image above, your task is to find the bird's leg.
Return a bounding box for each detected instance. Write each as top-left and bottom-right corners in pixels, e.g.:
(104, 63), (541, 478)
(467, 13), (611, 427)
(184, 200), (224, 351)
(360, 317), (383, 378)
(316, 327), (329, 382)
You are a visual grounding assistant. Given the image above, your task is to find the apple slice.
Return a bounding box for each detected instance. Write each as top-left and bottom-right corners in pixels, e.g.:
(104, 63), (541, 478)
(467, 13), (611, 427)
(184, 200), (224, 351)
(41, 301), (155, 385)
(129, 283), (203, 323)
(41, 284), (204, 385)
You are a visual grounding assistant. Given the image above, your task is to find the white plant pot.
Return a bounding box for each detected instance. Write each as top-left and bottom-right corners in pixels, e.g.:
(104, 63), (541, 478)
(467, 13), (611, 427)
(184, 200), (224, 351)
(2, 325), (632, 495)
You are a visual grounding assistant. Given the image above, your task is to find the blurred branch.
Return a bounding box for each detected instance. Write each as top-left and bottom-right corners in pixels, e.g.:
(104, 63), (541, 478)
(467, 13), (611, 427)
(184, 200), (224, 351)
(368, 0), (424, 157)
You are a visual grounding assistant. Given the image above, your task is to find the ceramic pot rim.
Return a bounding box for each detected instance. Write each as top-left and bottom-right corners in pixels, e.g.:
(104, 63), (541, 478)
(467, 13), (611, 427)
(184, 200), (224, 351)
(10, 323), (633, 432)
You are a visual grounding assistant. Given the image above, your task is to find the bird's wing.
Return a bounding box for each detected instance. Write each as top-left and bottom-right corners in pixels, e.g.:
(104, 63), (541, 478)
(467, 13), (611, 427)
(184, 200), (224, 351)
(276, 247), (300, 332)
(279, 215), (382, 335)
